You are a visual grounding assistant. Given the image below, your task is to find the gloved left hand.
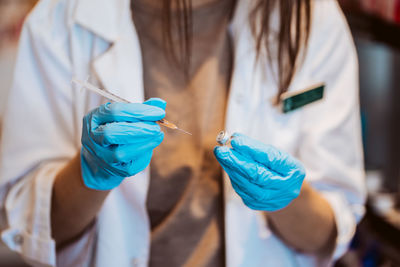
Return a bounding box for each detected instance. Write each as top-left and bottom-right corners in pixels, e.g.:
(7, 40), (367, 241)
(80, 98), (166, 191)
(214, 133), (306, 212)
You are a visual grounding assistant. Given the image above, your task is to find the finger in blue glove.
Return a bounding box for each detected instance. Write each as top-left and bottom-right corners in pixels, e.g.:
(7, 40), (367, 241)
(214, 133), (305, 211)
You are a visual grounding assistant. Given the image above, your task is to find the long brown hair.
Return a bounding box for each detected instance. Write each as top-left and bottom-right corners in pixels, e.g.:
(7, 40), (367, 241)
(161, 0), (311, 102)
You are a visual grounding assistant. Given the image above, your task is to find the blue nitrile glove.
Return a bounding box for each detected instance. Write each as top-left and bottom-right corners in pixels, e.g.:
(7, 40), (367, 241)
(81, 98), (166, 190)
(214, 133), (306, 211)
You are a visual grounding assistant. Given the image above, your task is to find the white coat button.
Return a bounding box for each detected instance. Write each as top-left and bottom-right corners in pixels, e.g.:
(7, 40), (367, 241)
(13, 234), (23, 245)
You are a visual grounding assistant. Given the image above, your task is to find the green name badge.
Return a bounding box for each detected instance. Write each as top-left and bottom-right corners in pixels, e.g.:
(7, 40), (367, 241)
(281, 83), (325, 113)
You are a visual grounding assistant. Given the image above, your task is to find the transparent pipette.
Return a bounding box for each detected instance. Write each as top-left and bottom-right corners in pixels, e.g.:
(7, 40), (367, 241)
(72, 78), (192, 135)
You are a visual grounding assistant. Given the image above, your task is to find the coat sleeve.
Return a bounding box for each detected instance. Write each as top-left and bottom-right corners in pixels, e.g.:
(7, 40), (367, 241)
(0, 1), (80, 266)
(297, 0), (366, 260)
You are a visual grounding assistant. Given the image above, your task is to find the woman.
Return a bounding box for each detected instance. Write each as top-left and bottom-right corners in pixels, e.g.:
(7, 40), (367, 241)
(0, 0), (365, 266)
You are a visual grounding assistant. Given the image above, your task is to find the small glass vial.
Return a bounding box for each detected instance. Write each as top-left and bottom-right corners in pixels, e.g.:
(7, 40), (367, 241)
(216, 131), (232, 146)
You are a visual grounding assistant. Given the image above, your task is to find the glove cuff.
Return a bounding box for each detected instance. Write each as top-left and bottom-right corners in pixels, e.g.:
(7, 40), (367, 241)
(80, 149), (124, 191)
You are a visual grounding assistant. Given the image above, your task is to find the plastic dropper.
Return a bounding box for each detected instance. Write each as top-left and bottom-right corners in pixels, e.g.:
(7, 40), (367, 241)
(72, 78), (192, 135)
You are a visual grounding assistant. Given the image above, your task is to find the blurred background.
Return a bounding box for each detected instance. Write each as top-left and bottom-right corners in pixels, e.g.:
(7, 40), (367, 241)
(0, 0), (399, 266)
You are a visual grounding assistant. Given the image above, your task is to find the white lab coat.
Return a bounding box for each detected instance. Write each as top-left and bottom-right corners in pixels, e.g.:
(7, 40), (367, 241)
(0, 0), (366, 266)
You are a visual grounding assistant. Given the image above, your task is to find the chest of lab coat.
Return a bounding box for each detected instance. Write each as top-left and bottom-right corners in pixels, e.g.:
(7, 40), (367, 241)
(0, 0), (366, 266)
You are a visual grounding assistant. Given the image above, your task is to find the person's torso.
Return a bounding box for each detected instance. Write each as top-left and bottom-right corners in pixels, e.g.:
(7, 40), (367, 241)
(43, 0), (345, 266)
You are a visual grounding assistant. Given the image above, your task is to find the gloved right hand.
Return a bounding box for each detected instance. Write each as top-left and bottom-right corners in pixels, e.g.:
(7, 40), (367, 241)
(81, 98), (166, 190)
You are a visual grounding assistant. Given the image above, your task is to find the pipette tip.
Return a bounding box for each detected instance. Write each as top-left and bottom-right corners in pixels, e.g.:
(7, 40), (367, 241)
(177, 128), (192, 135)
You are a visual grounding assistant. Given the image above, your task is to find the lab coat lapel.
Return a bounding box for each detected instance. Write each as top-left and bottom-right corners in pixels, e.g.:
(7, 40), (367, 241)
(74, 0), (126, 42)
(92, 32), (145, 103)
(75, 0), (145, 103)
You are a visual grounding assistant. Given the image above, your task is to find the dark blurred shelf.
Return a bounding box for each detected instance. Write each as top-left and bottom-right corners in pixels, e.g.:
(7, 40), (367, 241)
(344, 11), (400, 49)
(367, 205), (400, 242)
(362, 204), (400, 264)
